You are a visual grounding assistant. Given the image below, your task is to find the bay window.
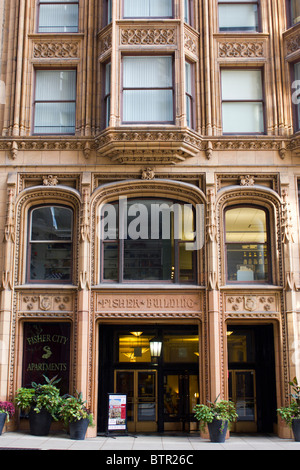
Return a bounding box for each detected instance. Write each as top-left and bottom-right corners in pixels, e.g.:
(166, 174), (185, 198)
(123, 0), (172, 18)
(101, 199), (196, 283)
(33, 70), (76, 135)
(38, 0), (79, 33)
(122, 56), (174, 124)
(221, 69), (264, 134)
(218, 0), (259, 32)
(225, 206), (270, 283)
(28, 206), (73, 283)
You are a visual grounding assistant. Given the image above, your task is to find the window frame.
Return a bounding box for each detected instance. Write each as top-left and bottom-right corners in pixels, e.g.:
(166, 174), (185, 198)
(32, 68), (77, 136)
(122, 0), (174, 19)
(103, 61), (111, 129)
(224, 204), (272, 285)
(218, 0), (260, 33)
(100, 198), (197, 284)
(121, 54), (175, 125)
(37, 0), (79, 33)
(27, 204), (74, 284)
(220, 67), (265, 135)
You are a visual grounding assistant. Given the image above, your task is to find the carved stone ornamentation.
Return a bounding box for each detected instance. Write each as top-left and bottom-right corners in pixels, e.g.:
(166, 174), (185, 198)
(141, 168), (155, 180)
(33, 42), (80, 59)
(43, 175), (59, 186)
(218, 41), (264, 58)
(240, 175), (255, 186)
(120, 27), (176, 46)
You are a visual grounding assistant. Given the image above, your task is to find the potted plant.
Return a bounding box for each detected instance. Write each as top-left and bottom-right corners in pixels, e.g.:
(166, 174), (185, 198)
(193, 395), (238, 443)
(0, 401), (15, 435)
(277, 376), (300, 441)
(59, 392), (94, 440)
(15, 375), (62, 436)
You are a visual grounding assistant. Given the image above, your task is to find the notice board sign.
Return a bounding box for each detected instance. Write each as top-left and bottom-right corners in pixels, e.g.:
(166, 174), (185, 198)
(107, 393), (127, 432)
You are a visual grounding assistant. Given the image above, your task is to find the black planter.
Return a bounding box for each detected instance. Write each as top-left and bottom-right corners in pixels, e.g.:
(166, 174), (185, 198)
(29, 408), (52, 436)
(292, 419), (300, 441)
(0, 413), (6, 435)
(207, 419), (228, 443)
(69, 418), (89, 440)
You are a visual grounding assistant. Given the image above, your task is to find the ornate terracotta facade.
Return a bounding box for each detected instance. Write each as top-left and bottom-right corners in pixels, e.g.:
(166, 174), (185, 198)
(0, 0), (300, 437)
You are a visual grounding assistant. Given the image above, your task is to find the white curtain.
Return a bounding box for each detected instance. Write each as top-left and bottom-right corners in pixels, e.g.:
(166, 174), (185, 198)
(219, 2), (258, 31)
(221, 69), (264, 133)
(123, 56), (173, 122)
(34, 70), (76, 134)
(39, 2), (78, 32)
(124, 0), (172, 17)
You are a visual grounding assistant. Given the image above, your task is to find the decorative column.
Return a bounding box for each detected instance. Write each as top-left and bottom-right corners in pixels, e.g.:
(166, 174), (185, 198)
(76, 172), (94, 435)
(0, 173), (16, 400)
(206, 174), (222, 402)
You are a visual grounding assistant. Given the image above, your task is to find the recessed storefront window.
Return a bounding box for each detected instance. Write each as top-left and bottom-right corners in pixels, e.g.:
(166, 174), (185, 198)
(28, 205), (73, 283)
(225, 206), (270, 283)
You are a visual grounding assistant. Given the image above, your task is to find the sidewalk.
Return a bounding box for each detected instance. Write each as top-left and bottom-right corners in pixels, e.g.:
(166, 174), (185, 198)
(0, 431), (300, 451)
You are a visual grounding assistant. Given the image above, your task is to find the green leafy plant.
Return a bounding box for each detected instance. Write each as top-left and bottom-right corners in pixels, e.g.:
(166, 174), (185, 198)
(277, 377), (300, 426)
(59, 392), (94, 427)
(193, 395), (238, 432)
(15, 375), (62, 420)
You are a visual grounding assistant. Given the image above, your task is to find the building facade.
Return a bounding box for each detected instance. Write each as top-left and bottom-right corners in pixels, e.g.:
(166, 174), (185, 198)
(0, 0), (300, 437)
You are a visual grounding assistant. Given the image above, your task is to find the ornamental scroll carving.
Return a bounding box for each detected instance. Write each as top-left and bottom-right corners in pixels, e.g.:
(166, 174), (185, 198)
(33, 42), (79, 59)
(218, 42), (264, 58)
(120, 27), (176, 46)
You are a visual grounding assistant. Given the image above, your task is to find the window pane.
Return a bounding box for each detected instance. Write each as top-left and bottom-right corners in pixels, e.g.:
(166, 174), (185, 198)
(164, 335), (199, 363)
(294, 63), (300, 131)
(35, 71), (76, 101)
(31, 206), (73, 241)
(123, 0), (172, 17)
(123, 89), (173, 122)
(118, 333), (153, 362)
(222, 70), (262, 101)
(291, 0), (300, 25)
(123, 56), (172, 88)
(124, 239), (173, 280)
(179, 243), (194, 282)
(103, 242), (118, 280)
(219, 4), (258, 31)
(39, 4), (78, 32)
(225, 207), (267, 243)
(30, 242), (72, 281)
(34, 102), (76, 134)
(222, 102), (264, 133)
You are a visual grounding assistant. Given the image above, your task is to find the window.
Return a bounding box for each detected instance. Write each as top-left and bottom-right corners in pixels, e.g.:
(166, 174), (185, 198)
(122, 56), (174, 123)
(290, 0), (300, 26)
(225, 206), (270, 283)
(292, 62), (300, 131)
(33, 70), (76, 134)
(221, 69), (264, 134)
(185, 61), (194, 128)
(184, 0), (192, 25)
(123, 0), (172, 18)
(104, 62), (111, 128)
(38, 0), (79, 33)
(100, 199), (196, 283)
(28, 206), (73, 283)
(218, 0), (259, 32)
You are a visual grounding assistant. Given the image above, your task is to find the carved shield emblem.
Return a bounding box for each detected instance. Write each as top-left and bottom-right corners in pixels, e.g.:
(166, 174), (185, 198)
(39, 295), (52, 311)
(244, 296), (257, 312)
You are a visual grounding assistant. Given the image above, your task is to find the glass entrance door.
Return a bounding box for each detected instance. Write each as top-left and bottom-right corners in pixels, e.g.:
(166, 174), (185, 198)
(229, 370), (257, 432)
(164, 373), (199, 431)
(115, 370), (157, 432)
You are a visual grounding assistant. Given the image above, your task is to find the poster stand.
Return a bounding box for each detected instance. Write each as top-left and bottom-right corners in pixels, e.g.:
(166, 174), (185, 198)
(104, 393), (137, 438)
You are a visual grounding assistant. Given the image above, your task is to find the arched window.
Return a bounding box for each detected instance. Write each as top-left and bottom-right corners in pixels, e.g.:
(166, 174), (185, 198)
(28, 205), (73, 283)
(225, 206), (270, 283)
(100, 198), (197, 283)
